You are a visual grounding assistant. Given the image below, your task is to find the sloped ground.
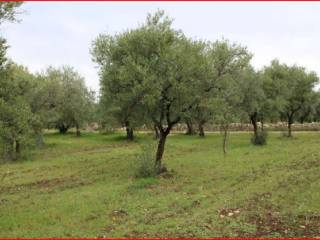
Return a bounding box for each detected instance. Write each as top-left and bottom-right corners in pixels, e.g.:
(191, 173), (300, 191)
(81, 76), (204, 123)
(0, 131), (319, 237)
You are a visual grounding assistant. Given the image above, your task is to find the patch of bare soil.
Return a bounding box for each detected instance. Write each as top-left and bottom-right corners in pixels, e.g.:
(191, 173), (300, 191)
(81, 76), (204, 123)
(288, 153), (320, 170)
(124, 230), (197, 238)
(219, 208), (241, 218)
(158, 169), (176, 179)
(0, 175), (89, 194)
(233, 193), (320, 237)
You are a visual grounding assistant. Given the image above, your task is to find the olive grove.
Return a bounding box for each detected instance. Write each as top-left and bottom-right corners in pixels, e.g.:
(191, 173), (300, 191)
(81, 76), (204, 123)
(1, 8), (319, 166)
(92, 10), (319, 173)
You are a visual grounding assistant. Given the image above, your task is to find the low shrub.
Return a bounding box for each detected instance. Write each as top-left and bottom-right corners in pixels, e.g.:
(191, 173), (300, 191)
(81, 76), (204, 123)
(132, 142), (157, 178)
(251, 130), (268, 145)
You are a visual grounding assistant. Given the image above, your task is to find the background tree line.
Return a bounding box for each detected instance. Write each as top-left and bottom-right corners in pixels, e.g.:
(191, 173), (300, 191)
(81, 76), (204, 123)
(0, 2), (95, 160)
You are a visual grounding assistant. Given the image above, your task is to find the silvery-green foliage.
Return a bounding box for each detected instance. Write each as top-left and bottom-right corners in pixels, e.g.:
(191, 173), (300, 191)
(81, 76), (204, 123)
(37, 66), (95, 134)
(0, 64), (34, 160)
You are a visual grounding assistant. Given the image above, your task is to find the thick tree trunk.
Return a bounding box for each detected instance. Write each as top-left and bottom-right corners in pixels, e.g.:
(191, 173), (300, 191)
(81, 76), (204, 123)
(124, 121), (134, 141)
(288, 123), (292, 137)
(155, 130), (168, 173)
(76, 124), (81, 137)
(186, 120), (195, 135)
(126, 127), (134, 141)
(154, 124), (159, 139)
(153, 106), (180, 174)
(287, 115), (293, 137)
(198, 122), (205, 137)
(15, 140), (20, 159)
(59, 125), (68, 134)
(250, 113), (258, 137)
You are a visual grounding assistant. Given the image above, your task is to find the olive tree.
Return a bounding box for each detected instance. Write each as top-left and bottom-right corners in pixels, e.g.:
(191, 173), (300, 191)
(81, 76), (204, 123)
(39, 66), (95, 135)
(212, 74), (243, 154)
(0, 64), (35, 160)
(238, 67), (267, 141)
(264, 60), (318, 137)
(182, 40), (251, 138)
(93, 11), (210, 172)
(91, 26), (154, 140)
(0, 3), (33, 160)
(296, 91), (319, 124)
(283, 66), (318, 137)
(137, 12), (214, 172)
(207, 41), (251, 150)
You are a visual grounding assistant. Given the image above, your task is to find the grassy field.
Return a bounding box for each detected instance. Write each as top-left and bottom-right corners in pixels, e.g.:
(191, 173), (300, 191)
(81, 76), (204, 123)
(0, 131), (320, 238)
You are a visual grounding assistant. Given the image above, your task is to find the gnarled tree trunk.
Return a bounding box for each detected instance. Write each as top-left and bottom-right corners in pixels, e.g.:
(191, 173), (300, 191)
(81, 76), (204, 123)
(125, 121), (134, 141)
(186, 120), (195, 135)
(15, 140), (20, 155)
(154, 115), (180, 174)
(250, 112), (258, 138)
(59, 124), (69, 134)
(287, 113), (293, 137)
(155, 130), (169, 173)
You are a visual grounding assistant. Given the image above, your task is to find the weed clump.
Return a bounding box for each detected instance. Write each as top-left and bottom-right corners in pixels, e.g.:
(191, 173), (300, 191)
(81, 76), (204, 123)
(132, 142), (157, 178)
(251, 130), (268, 146)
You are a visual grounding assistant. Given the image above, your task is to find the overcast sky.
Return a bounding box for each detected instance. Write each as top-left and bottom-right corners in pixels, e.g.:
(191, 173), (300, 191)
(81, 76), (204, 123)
(1, 2), (320, 92)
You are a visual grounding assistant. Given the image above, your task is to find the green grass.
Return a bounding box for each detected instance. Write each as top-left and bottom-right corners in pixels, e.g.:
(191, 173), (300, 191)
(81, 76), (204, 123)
(0, 131), (320, 237)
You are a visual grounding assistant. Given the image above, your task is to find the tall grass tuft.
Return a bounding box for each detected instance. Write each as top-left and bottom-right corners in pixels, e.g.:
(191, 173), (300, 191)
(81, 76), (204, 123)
(132, 141), (157, 178)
